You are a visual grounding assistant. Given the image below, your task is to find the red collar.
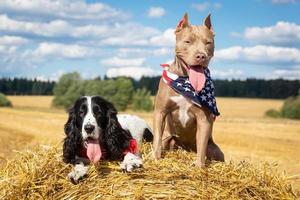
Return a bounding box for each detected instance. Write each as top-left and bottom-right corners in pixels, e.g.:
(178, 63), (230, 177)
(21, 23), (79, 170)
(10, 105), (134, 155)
(79, 139), (138, 161)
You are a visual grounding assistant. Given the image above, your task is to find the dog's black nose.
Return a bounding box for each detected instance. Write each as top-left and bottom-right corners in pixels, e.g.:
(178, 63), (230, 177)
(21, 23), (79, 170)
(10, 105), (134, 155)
(84, 124), (95, 134)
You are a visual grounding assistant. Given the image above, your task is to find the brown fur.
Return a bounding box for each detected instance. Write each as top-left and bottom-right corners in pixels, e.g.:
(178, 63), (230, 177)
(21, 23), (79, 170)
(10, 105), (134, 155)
(152, 13), (224, 167)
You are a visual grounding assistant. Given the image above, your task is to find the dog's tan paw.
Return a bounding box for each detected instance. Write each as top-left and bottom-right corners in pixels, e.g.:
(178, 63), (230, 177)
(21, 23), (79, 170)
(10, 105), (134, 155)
(151, 150), (162, 160)
(195, 161), (206, 168)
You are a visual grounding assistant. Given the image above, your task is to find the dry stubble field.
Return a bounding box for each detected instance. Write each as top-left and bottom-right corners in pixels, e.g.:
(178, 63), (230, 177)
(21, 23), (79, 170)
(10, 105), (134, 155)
(0, 96), (299, 192)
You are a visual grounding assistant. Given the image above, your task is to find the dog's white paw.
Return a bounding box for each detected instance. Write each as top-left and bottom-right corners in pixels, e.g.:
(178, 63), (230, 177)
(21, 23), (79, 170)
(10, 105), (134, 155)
(120, 153), (143, 172)
(68, 163), (88, 184)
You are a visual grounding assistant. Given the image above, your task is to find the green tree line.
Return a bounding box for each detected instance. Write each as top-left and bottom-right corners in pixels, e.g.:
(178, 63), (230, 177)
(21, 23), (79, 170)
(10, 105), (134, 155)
(134, 76), (300, 99)
(1, 76), (299, 99)
(0, 78), (55, 95)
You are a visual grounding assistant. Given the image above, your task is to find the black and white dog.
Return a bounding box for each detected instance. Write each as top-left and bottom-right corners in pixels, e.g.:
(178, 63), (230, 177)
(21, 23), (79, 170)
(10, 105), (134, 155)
(63, 96), (152, 183)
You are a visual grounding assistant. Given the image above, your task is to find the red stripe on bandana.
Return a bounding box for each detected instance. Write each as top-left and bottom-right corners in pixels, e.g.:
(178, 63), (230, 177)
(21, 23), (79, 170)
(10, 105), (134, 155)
(160, 63), (170, 68)
(162, 70), (172, 84)
(161, 64), (172, 84)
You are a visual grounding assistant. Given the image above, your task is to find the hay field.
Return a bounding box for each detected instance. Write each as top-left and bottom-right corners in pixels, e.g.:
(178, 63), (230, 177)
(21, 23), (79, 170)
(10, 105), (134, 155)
(0, 96), (299, 197)
(7, 95), (53, 109)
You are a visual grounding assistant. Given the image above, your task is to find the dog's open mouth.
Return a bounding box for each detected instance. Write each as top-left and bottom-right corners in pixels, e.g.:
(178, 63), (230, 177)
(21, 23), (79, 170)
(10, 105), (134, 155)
(189, 65), (206, 92)
(84, 138), (102, 164)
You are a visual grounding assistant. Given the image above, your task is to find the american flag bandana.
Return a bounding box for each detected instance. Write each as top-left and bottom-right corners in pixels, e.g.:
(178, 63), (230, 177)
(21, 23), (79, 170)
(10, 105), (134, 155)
(161, 64), (220, 116)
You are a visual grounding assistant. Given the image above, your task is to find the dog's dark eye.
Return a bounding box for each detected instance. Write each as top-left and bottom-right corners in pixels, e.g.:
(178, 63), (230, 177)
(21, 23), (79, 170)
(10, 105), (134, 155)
(93, 105), (101, 114)
(206, 41), (212, 45)
(79, 105), (87, 117)
(184, 40), (190, 44)
(79, 110), (85, 117)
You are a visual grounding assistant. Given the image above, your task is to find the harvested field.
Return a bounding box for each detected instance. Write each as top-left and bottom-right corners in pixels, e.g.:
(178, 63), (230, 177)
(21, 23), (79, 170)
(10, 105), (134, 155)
(0, 96), (299, 198)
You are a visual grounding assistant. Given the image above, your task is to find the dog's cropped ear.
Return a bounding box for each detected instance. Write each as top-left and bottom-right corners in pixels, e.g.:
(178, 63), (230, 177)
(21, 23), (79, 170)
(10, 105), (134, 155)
(204, 13), (214, 32)
(105, 103), (132, 159)
(175, 12), (190, 33)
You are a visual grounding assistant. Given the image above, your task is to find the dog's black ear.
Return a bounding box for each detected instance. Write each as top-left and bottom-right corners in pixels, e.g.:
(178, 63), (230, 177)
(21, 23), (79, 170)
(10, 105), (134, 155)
(63, 103), (82, 164)
(64, 106), (76, 136)
(63, 136), (77, 164)
(104, 103), (132, 159)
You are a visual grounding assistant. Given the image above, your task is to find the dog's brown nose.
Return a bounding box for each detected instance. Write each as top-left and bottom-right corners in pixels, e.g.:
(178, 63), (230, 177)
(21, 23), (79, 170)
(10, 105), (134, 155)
(195, 53), (207, 63)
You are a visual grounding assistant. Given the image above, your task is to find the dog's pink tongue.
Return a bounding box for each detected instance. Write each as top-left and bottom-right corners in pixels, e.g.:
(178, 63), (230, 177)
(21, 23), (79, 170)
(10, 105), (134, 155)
(189, 66), (206, 92)
(86, 139), (102, 164)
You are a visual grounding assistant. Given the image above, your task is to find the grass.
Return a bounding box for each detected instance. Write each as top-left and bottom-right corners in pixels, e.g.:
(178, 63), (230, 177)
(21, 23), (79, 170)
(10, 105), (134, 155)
(0, 96), (299, 198)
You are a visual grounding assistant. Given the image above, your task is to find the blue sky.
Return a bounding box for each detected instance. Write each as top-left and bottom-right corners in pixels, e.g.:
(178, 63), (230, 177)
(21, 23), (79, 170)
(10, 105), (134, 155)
(0, 0), (300, 81)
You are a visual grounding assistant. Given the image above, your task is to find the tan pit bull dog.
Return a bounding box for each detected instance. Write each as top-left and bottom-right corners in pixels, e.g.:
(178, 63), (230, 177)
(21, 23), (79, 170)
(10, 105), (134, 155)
(152, 13), (224, 167)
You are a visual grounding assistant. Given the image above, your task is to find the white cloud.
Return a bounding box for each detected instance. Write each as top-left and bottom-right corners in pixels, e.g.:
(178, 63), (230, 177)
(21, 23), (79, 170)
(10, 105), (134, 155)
(0, 10), (176, 76)
(213, 3), (222, 9)
(152, 48), (173, 56)
(211, 69), (244, 80)
(117, 47), (173, 58)
(215, 46), (244, 61)
(0, 0), (173, 78)
(229, 32), (242, 38)
(96, 23), (160, 46)
(0, 0), (127, 21)
(106, 67), (160, 80)
(0, 14), (111, 38)
(0, 35), (28, 55)
(0, 15), (72, 37)
(271, 0), (299, 4)
(35, 70), (65, 82)
(91, 25), (175, 47)
(0, 45), (18, 54)
(164, 59), (174, 65)
(0, 15), (162, 44)
(27, 42), (97, 59)
(148, 7), (165, 18)
(238, 21), (300, 46)
(149, 28), (175, 47)
(0, 14), (172, 50)
(101, 57), (145, 67)
(0, 35), (28, 46)
(192, 2), (222, 11)
(267, 66), (300, 79)
(215, 45), (300, 65)
(192, 2), (210, 11)
(76, 23), (160, 43)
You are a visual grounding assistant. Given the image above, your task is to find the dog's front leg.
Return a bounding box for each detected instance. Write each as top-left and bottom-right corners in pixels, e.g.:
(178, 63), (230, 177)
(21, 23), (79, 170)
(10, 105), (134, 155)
(120, 153), (143, 172)
(195, 112), (214, 168)
(152, 109), (167, 159)
(68, 157), (89, 184)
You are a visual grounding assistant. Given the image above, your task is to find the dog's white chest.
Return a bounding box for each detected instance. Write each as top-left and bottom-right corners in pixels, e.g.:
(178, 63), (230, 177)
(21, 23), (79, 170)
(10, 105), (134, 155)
(170, 96), (192, 127)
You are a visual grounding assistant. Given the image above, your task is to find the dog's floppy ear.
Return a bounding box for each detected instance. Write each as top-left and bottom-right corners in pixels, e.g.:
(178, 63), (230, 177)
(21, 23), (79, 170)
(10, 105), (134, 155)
(64, 105), (76, 136)
(105, 102), (132, 159)
(175, 12), (189, 33)
(204, 13), (214, 32)
(63, 102), (82, 164)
